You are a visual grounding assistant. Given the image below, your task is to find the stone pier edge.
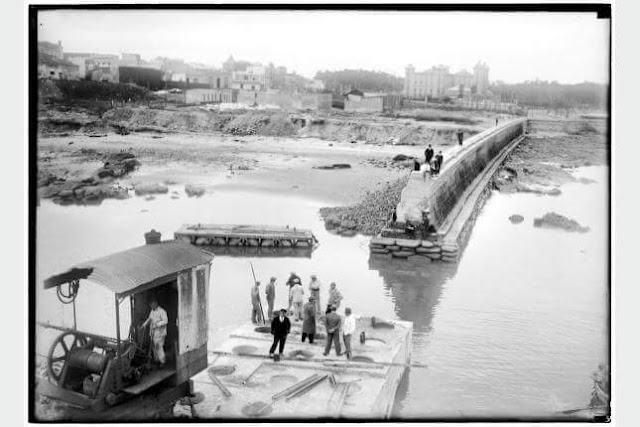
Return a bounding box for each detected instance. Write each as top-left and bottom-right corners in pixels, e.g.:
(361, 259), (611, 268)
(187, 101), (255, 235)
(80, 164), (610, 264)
(369, 121), (529, 263)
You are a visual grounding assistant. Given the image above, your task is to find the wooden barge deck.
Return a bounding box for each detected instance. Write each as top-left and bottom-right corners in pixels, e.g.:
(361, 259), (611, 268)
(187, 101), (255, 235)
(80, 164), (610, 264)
(175, 224), (319, 250)
(190, 315), (413, 419)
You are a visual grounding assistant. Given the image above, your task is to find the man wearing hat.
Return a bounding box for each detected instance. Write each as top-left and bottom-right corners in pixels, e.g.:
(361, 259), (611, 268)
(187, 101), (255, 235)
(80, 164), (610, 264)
(328, 282), (343, 310)
(269, 309), (291, 361)
(302, 296), (317, 344)
(309, 274), (322, 314)
(286, 272), (300, 307)
(250, 280), (262, 324)
(323, 305), (342, 357)
(265, 277), (277, 319)
(290, 280), (305, 321)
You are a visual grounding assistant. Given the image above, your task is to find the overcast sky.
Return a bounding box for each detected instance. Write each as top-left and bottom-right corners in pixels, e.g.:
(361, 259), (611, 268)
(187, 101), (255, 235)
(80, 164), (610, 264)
(37, 10), (610, 84)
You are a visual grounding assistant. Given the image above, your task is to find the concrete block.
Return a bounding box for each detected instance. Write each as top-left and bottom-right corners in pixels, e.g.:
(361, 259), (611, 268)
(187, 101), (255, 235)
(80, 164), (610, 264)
(391, 251), (413, 259)
(371, 248), (390, 254)
(371, 237), (395, 246)
(395, 239), (421, 249)
(416, 246), (440, 254)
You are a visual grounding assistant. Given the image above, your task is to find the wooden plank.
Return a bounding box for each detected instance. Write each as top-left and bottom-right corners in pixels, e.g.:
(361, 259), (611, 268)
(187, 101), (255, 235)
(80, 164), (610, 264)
(209, 350), (428, 369)
(121, 367), (176, 395)
(207, 371), (232, 397)
(36, 380), (93, 409)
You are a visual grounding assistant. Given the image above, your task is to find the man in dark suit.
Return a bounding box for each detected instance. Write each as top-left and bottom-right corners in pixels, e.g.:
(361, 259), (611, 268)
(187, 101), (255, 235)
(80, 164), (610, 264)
(269, 309), (291, 361)
(424, 144), (434, 164)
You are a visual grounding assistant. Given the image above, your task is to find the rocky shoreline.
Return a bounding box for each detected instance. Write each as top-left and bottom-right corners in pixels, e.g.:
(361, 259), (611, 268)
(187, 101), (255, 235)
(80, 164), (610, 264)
(38, 151), (140, 205)
(319, 175), (410, 237)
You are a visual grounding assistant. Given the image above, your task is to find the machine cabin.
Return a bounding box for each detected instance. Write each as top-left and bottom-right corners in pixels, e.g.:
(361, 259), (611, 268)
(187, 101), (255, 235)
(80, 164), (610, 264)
(38, 239), (213, 411)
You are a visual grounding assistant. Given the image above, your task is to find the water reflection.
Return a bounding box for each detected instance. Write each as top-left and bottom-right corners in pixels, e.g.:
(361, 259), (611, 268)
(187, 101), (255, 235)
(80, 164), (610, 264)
(368, 253), (459, 416)
(368, 254), (458, 335)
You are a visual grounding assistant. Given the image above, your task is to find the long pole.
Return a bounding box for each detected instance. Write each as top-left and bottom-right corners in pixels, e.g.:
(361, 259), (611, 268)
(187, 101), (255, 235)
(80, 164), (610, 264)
(249, 262), (266, 324)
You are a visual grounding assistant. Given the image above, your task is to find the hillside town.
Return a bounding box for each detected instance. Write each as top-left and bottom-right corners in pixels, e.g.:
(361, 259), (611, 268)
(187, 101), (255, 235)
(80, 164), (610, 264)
(38, 39), (520, 114)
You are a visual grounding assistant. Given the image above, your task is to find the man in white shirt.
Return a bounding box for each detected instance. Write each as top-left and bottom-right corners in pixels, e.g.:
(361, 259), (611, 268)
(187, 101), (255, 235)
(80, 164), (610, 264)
(290, 281), (305, 321)
(342, 307), (356, 360)
(142, 299), (168, 367)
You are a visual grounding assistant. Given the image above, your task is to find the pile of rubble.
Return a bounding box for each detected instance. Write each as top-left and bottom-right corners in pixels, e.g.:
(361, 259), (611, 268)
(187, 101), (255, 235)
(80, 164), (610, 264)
(319, 175), (410, 236)
(361, 154), (416, 171)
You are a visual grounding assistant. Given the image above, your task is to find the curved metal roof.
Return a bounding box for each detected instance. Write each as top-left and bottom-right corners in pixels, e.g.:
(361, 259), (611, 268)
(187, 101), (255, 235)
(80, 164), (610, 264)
(44, 240), (213, 297)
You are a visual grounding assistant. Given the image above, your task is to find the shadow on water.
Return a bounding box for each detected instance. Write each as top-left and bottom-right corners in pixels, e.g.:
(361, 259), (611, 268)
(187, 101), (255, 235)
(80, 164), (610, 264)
(367, 253), (460, 416)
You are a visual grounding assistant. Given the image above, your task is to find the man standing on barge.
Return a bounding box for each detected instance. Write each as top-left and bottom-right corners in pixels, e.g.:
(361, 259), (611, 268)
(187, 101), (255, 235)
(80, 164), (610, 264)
(270, 309), (291, 361)
(142, 299), (168, 368)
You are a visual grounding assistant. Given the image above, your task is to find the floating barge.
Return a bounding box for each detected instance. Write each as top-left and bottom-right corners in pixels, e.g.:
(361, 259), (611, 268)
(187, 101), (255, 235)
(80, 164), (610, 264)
(189, 316), (413, 419)
(175, 224), (319, 251)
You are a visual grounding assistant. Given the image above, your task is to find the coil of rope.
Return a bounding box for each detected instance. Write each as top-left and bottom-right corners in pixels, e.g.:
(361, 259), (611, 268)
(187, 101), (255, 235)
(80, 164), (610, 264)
(56, 279), (80, 304)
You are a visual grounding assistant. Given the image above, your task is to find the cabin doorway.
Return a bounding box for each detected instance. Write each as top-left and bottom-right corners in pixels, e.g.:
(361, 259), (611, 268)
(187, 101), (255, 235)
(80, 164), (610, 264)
(131, 280), (179, 369)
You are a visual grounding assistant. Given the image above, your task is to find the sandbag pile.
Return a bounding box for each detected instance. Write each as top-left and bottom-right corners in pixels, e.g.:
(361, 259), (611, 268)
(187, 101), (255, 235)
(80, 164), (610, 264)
(369, 237), (460, 263)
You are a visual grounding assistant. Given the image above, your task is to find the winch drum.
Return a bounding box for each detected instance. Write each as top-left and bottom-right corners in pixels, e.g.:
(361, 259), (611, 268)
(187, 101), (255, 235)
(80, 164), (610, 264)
(67, 349), (109, 373)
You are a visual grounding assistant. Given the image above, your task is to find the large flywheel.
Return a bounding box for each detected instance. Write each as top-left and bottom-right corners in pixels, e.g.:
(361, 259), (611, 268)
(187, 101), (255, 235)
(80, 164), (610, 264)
(47, 331), (88, 383)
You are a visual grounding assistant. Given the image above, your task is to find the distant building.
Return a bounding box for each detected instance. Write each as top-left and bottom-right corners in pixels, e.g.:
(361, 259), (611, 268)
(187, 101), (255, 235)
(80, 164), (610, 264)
(444, 84), (472, 99)
(63, 52), (94, 78)
(119, 53), (141, 67)
(38, 41), (63, 60)
(38, 53), (80, 80)
(184, 88), (238, 104)
(86, 55), (120, 83)
(231, 64), (266, 91)
(343, 89), (384, 113)
(305, 79), (326, 92)
(473, 61), (490, 95)
(265, 63), (287, 89)
(224, 56), (290, 91)
(404, 61), (490, 99)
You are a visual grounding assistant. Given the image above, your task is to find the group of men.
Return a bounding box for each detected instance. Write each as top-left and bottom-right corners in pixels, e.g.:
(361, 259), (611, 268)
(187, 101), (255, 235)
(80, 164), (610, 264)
(250, 272), (357, 361)
(422, 144), (444, 179)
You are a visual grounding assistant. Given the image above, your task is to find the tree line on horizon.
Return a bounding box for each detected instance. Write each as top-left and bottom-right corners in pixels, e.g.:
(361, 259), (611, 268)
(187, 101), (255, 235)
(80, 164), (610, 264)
(491, 80), (608, 111)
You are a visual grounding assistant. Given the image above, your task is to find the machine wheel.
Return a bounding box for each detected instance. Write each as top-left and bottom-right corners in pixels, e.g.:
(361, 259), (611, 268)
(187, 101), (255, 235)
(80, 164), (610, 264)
(47, 331), (88, 383)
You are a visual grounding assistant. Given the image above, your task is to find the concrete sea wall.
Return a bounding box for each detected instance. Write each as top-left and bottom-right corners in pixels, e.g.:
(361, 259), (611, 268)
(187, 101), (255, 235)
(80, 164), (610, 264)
(377, 118), (528, 262)
(424, 119), (527, 229)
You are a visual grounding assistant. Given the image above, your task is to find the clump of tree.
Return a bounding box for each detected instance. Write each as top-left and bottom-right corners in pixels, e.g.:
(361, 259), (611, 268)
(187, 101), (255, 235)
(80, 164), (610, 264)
(52, 79), (152, 103)
(314, 69), (404, 95)
(491, 80), (608, 113)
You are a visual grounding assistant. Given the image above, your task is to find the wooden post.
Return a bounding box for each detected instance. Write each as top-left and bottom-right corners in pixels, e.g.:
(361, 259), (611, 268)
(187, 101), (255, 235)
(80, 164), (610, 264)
(115, 294), (122, 388)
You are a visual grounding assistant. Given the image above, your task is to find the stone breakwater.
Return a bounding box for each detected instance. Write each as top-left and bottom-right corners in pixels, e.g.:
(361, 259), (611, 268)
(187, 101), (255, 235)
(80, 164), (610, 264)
(369, 237), (460, 263)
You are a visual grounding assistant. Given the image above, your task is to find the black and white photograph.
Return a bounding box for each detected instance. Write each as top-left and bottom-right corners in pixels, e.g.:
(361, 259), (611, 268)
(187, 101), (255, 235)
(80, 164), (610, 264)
(27, 3), (613, 423)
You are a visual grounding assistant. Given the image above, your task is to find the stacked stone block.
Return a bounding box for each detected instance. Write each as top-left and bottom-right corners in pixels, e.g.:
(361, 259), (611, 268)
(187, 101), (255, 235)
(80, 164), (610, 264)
(369, 237), (459, 263)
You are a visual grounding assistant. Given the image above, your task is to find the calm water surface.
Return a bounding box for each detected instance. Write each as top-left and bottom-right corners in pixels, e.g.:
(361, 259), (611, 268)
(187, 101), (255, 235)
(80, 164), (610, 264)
(35, 166), (608, 419)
